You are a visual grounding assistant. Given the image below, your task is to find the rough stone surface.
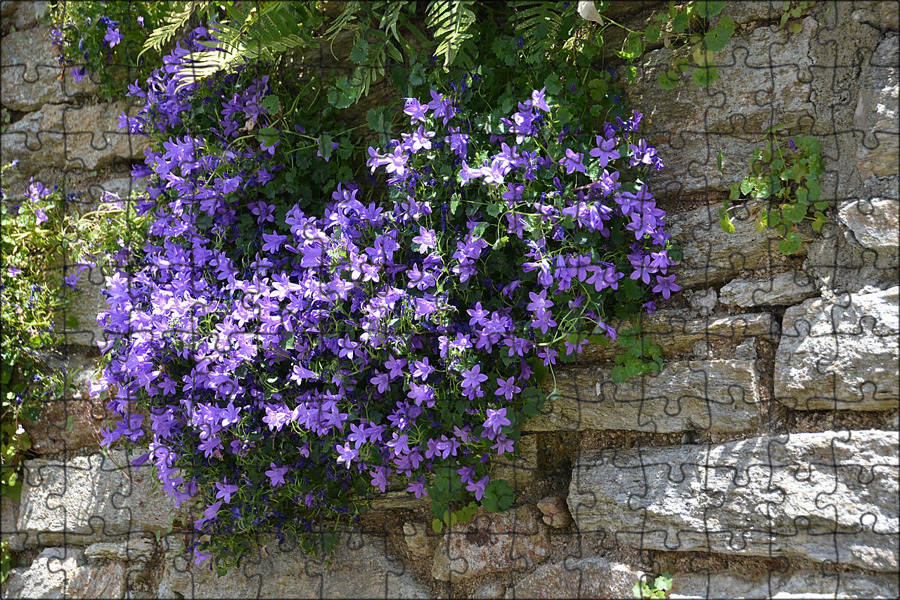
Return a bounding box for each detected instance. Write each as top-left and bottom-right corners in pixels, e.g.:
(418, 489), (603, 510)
(685, 288), (718, 317)
(505, 557), (644, 599)
(775, 286), (899, 410)
(402, 522), (433, 562)
(1, 547), (125, 599)
(84, 537), (156, 563)
(0, 101), (148, 177)
(1, 495), (23, 552)
(525, 360), (761, 435)
(569, 430), (899, 571)
(670, 569), (900, 599)
(577, 311), (779, 364)
(536, 496), (573, 529)
(839, 197), (900, 272)
(59, 264), (109, 347)
(1, 26), (98, 112)
(668, 201), (792, 289)
(625, 19), (819, 198)
(158, 534), (430, 599)
(720, 270), (819, 307)
(17, 450), (191, 547)
(432, 506), (550, 582)
(491, 433), (538, 484)
(855, 35), (899, 181)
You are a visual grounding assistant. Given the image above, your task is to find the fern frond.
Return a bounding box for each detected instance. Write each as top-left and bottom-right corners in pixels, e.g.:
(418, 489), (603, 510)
(509, 1), (570, 58)
(426, 0), (477, 69)
(141, 1), (211, 59)
(326, 1), (364, 39)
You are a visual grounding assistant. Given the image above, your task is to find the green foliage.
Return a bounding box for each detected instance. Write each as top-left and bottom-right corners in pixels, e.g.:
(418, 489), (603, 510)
(0, 162), (149, 503)
(779, 1), (816, 34)
(602, 0), (734, 90)
(634, 572), (673, 599)
(49, 1), (175, 101)
(427, 0), (478, 70)
(1, 540), (13, 584)
(610, 325), (663, 384)
(719, 130), (826, 255)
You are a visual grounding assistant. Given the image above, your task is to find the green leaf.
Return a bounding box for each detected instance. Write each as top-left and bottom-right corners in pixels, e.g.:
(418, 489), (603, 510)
(783, 202), (807, 224)
(261, 94), (280, 115)
(588, 78), (608, 100)
(806, 179), (821, 202)
(317, 134), (333, 161)
(350, 36), (369, 64)
(691, 65), (718, 86)
(432, 518), (443, 533)
(719, 216), (735, 234)
(481, 479), (515, 512)
(672, 11), (688, 32)
(778, 231), (803, 255)
(693, 1), (727, 18)
(717, 149), (723, 172)
(658, 70), (680, 90)
(704, 16), (734, 51)
(812, 211), (827, 231)
(645, 23), (661, 43)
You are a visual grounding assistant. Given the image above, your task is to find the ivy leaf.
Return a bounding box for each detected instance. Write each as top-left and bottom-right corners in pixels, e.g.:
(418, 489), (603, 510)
(691, 65), (718, 86)
(645, 23), (661, 43)
(658, 70), (680, 90)
(350, 36), (369, 64)
(693, 1), (727, 18)
(704, 16), (734, 51)
(778, 231), (803, 255)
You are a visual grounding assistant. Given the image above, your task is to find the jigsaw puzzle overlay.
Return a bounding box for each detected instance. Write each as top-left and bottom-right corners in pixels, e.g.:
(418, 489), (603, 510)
(1, 1), (898, 598)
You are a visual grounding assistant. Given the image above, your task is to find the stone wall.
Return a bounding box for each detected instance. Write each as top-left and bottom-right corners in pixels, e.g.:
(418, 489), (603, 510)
(2, 2), (898, 598)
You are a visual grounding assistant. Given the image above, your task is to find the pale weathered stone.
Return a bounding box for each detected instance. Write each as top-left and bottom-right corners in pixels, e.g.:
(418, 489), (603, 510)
(685, 287), (718, 316)
(1, 547), (125, 599)
(0, 101), (148, 177)
(720, 270), (819, 307)
(525, 360), (761, 435)
(625, 20), (818, 198)
(668, 201), (793, 289)
(775, 286), (899, 410)
(578, 310), (779, 364)
(505, 557), (643, 599)
(1, 26), (98, 112)
(804, 217), (899, 294)
(856, 35), (899, 181)
(569, 430), (899, 571)
(670, 569), (900, 599)
(402, 522), (434, 561)
(1, 494), (23, 552)
(536, 496), (573, 529)
(432, 506), (550, 582)
(85, 537), (156, 562)
(839, 197), (900, 271)
(58, 264), (108, 347)
(17, 450), (190, 546)
(491, 434), (538, 485)
(158, 533), (430, 599)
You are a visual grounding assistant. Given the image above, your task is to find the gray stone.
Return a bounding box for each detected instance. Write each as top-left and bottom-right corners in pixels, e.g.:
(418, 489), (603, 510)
(17, 450), (190, 547)
(536, 496), (572, 529)
(1, 494), (23, 552)
(735, 338), (758, 361)
(668, 201), (792, 289)
(578, 311), (779, 364)
(505, 557), (643, 599)
(1, 547), (125, 599)
(402, 522), (433, 561)
(670, 569), (900, 599)
(473, 581), (506, 599)
(85, 537), (156, 562)
(839, 197), (900, 272)
(720, 270), (819, 307)
(432, 506), (550, 582)
(686, 288), (717, 317)
(804, 217), (899, 294)
(491, 433), (538, 485)
(157, 533), (430, 599)
(1, 26), (98, 111)
(775, 286), (899, 410)
(0, 101), (148, 177)
(856, 35), (899, 181)
(569, 430), (899, 571)
(58, 264), (108, 348)
(625, 20), (818, 198)
(525, 360), (761, 435)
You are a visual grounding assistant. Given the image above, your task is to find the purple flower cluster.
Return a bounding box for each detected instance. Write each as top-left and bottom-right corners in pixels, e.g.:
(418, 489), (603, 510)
(96, 39), (678, 567)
